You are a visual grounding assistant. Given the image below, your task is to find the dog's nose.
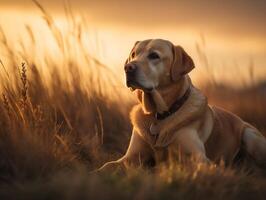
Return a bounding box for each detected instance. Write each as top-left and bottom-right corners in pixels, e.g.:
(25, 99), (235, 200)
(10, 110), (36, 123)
(124, 63), (137, 74)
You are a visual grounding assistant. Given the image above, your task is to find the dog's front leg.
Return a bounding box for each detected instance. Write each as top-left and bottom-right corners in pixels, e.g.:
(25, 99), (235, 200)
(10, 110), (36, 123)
(176, 128), (209, 163)
(157, 127), (210, 163)
(96, 129), (155, 172)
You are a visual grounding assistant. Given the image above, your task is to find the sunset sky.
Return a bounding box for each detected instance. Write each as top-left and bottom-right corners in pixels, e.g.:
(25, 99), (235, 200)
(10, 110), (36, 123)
(1, 0), (266, 84)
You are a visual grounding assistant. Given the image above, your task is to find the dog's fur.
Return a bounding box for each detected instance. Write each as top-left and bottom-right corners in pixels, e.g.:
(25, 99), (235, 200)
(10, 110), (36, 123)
(98, 39), (266, 171)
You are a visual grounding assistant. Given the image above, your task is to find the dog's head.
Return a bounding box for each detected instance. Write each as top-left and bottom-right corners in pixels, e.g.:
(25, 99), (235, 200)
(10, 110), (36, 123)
(124, 39), (194, 91)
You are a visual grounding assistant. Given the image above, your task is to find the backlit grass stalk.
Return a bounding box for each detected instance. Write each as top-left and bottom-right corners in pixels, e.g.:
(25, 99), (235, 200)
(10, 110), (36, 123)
(19, 62), (28, 109)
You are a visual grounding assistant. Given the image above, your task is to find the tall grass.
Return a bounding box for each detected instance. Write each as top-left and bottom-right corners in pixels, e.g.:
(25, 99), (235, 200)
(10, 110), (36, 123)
(0, 1), (132, 178)
(0, 2), (265, 199)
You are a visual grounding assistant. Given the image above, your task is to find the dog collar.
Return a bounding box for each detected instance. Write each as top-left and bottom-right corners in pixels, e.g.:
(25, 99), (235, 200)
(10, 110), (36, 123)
(155, 86), (191, 120)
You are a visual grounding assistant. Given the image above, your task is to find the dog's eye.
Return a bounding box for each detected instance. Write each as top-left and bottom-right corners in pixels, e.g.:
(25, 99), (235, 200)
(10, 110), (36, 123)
(148, 52), (160, 60)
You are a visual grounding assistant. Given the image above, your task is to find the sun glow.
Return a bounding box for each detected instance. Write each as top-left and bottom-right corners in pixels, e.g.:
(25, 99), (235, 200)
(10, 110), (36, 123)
(0, 6), (266, 88)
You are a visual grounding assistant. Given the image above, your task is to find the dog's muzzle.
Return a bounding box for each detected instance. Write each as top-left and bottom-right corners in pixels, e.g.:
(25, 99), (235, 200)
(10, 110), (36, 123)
(125, 63), (138, 88)
(124, 63), (153, 92)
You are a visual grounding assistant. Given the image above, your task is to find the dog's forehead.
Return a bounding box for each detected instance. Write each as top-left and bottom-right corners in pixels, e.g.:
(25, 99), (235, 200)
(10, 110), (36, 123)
(135, 39), (173, 54)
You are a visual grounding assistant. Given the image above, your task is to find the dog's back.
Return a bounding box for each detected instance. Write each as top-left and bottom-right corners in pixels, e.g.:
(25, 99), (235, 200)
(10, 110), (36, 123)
(205, 106), (247, 164)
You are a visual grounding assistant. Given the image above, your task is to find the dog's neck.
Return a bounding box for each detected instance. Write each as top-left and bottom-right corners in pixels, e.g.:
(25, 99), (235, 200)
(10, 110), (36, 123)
(140, 76), (191, 114)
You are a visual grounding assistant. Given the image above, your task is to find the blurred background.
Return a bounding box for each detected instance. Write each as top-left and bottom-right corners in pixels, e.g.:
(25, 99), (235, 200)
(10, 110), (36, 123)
(1, 0), (266, 85)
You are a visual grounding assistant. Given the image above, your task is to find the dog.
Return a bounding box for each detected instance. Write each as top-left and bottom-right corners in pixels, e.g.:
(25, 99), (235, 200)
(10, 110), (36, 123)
(98, 39), (266, 171)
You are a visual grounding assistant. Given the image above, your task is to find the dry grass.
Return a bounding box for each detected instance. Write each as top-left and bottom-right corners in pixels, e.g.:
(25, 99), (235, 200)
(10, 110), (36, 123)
(0, 2), (265, 200)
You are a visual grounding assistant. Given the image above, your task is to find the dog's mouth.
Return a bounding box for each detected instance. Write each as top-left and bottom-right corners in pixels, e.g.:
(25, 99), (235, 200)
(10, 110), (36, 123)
(126, 79), (153, 92)
(126, 79), (140, 91)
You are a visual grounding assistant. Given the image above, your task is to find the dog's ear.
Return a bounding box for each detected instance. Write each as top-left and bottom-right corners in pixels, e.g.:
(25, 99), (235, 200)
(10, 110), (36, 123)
(171, 45), (195, 81)
(125, 41), (140, 65)
(135, 89), (156, 114)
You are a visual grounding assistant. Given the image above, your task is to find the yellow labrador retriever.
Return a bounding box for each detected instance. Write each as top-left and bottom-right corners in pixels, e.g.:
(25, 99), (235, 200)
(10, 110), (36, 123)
(99, 39), (266, 171)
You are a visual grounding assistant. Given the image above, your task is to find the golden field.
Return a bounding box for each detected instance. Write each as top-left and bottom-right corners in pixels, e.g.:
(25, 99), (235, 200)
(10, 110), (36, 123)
(0, 2), (266, 199)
